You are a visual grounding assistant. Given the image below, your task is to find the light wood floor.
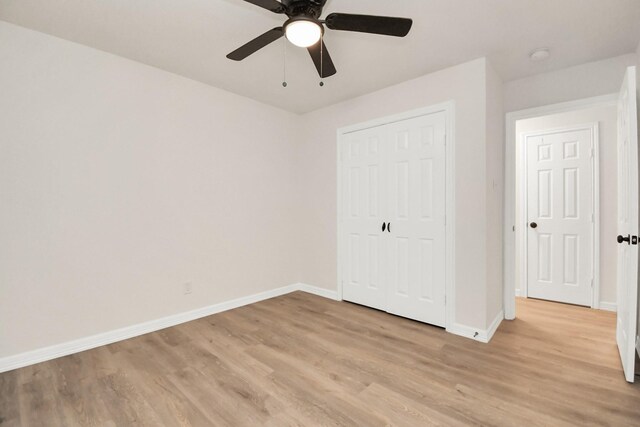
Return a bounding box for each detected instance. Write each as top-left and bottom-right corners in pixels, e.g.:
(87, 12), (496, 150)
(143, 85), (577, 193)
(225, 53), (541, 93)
(1, 292), (639, 426)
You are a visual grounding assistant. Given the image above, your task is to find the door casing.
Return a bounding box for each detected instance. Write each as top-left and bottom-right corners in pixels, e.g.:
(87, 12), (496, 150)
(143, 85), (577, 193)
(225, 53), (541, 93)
(336, 101), (456, 332)
(518, 123), (600, 306)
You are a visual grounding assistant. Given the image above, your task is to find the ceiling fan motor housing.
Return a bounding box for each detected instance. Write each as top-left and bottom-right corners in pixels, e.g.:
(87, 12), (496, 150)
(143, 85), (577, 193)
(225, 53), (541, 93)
(280, 0), (326, 19)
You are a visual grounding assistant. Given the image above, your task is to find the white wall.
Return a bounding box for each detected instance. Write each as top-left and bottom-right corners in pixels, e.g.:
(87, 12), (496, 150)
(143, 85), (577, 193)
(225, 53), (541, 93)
(0, 22), (303, 358)
(504, 54), (636, 113)
(4, 17), (633, 362)
(297, 58), (501, 331)
(485, 61), (505, 325)
(515, 105), (618, 306)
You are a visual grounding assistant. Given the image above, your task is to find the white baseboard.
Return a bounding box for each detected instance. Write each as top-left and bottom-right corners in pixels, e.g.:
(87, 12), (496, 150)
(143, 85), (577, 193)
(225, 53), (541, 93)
(447, 323), (485, 342)
(486, 310), (504, 342)
(0, 284), (304, 374)
(447, 310), (504, 344)
(515, 289), (521, 297)
(599, 301), (617, 312)
(296, 283), (341, 301)
(0, 282), (508, 373)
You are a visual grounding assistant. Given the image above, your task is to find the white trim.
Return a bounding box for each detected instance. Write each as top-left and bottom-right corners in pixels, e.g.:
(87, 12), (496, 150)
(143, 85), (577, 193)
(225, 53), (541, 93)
(516, 123), (600, 307)
(515, 288), (522, 297)
(1, 279), (507, 374)
(447, 323), (486, 342)
(445, 104), (457, 334)
(504, 94), (617, 320)
(338, 103), (453, 135)
(599, 301), (617, 312)
(0, 283), (339, 374)
(296, 283), (341, 301)
(593, 122), (601, 310)
(486, 310), (505, 342)
(336, 101), (456, 333)
(336, 124), (344, 302)
(448, 310), (503, 344)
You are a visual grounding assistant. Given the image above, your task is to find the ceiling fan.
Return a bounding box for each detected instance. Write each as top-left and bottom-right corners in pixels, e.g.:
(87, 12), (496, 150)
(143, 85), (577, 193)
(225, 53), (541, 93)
(226, 0), (413, 78)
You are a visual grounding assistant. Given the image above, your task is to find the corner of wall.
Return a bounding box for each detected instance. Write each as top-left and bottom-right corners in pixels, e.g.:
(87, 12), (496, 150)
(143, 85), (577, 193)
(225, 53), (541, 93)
(0, 23), (304, 358)
(485, 60), (506, 329)
(504, 53), (638, 113)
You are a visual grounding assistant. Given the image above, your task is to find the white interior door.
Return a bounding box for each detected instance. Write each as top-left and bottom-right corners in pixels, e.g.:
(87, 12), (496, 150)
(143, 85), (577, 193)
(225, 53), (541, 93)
(526, 127), (594, 306)
(340, 109), (448, 328)
(341, 126), (388, 311)
(616, 66), (638, 383)
(385, 113), (447, 327)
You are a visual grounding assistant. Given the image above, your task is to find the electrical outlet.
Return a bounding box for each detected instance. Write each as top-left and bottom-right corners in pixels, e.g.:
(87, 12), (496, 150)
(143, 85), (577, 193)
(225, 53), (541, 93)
(183, 282), (193, 295)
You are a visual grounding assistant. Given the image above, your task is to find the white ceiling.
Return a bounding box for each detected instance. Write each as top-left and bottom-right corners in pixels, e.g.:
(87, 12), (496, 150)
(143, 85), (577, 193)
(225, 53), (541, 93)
(1, 0), (639, 113)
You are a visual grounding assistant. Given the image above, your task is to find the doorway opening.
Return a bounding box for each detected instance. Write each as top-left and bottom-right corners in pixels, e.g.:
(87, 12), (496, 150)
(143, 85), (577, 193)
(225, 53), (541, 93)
(504, 94), (618, 318)
(507, 69), (640, 383)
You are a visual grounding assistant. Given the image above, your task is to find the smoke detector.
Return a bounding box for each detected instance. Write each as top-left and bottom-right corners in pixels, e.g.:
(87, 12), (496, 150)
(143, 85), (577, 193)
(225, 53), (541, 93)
(529, 48), (550, 62)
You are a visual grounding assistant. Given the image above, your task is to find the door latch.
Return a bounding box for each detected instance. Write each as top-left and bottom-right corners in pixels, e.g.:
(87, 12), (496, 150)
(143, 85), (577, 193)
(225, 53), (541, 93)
(617, 235), (639, 245)
(618, 235), (631, 244)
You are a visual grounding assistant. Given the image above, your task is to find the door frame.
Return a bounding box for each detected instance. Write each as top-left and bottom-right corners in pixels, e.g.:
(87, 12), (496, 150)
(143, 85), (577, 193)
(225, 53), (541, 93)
(336, 101), (456, 331)
(518, 123), (600, 306)
(504, 94), (617, 319)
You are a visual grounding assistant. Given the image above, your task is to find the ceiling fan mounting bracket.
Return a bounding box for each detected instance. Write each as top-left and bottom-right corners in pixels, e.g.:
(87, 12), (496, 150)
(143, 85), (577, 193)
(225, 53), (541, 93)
(281, 0), (324, 19)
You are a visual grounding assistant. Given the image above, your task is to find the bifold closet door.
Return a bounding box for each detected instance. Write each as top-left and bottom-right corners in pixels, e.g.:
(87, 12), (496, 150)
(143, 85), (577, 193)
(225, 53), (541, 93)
(341, 125), (388, 311)
(385, 113), (447, 327)
(340, 110), (447, 327)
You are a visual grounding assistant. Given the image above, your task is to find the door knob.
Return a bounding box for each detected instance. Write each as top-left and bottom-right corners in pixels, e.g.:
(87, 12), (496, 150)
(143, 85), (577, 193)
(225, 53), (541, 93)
(387, 222), (391, 233)
(382, 222), (386, 232)
(618, 235), (631, 244)
(530, 222), (538, 229)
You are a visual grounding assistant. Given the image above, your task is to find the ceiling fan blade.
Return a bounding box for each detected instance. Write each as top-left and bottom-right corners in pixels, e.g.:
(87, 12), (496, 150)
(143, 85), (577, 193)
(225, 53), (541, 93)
(241, 0), (285, 14)
(227, 27), (284, 61)
(307, 40), (337, 78)
(325, 13), (412, 37)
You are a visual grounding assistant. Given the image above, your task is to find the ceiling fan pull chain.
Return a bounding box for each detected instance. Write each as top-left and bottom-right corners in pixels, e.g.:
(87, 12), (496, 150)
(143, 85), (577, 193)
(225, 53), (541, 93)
(319, 33), (324, 87)
(282, 36), (288, 88)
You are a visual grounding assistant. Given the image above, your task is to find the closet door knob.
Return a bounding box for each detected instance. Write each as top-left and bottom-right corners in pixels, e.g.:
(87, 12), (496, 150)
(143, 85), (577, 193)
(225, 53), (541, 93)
(382, 222), (386, 232)
(530, 222), (538, 229)
(387, 222), (391, 233)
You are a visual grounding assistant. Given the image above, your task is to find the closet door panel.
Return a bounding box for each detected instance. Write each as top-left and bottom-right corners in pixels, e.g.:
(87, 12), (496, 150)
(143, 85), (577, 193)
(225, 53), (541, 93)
(386, 112), (447, 327)
(341, 127), (388, 311)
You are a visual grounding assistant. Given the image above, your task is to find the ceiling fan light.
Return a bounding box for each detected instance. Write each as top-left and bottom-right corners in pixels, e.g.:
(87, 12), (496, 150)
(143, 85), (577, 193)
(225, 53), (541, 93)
(285, 19), (322, 48)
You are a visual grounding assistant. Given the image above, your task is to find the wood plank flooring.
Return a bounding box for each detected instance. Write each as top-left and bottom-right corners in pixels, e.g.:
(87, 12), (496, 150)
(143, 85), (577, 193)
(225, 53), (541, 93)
(1, 292), (639, 426)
